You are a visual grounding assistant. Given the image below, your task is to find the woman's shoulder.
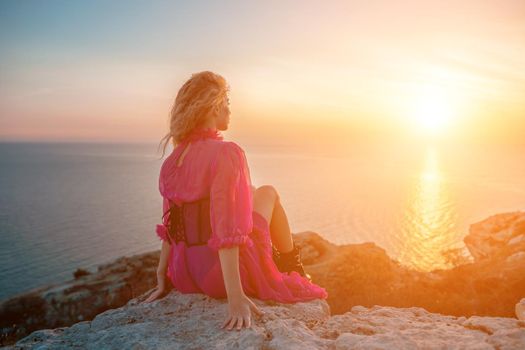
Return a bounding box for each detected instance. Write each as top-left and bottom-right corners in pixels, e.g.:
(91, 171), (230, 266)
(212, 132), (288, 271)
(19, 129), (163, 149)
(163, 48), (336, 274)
(205, 138), (245, 154)
(210, 140), (248, 169)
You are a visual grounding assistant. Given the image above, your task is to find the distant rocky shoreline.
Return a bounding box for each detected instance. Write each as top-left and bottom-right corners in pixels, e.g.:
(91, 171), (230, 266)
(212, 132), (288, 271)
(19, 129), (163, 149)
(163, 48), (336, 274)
(1, 211), (524, 347)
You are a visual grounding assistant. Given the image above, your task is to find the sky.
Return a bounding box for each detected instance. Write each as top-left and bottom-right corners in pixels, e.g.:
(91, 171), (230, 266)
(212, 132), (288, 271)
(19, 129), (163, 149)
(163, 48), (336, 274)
(0, 0), (524, 146)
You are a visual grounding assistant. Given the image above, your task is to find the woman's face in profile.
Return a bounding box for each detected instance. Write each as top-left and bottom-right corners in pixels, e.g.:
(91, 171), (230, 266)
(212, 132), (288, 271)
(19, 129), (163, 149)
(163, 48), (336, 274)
(215, 95), (231, 131)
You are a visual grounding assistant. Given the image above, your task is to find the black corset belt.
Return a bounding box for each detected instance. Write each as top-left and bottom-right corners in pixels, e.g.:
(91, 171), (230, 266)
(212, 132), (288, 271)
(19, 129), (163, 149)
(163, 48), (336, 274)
(161, 197), (213, 246)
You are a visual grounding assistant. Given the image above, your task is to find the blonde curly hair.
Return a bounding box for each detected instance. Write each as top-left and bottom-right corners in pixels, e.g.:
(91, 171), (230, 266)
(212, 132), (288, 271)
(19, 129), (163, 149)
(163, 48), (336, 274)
(158, 71), (229, 158)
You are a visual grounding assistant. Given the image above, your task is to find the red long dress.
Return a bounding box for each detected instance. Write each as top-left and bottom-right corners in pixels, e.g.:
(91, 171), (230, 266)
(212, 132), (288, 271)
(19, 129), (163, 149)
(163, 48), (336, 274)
(155, 128), (328, 302)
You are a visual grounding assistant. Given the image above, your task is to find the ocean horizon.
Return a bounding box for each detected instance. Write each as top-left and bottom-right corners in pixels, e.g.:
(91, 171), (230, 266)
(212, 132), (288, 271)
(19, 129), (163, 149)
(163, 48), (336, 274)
(0, 140), (524, 301)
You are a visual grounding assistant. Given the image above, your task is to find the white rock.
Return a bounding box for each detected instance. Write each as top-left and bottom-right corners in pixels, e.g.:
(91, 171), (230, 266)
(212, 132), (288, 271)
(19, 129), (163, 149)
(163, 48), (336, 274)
(15, 291), (525, 349)
(516, 298), (525, 321)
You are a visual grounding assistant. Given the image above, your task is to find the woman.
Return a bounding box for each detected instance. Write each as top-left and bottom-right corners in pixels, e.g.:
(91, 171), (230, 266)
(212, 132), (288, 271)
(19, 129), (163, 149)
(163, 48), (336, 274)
(145, 71), (328, 331)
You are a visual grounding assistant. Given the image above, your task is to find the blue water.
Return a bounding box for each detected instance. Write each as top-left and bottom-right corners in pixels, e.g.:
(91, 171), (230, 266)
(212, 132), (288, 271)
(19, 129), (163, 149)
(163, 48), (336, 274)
(1, 141), (524, 301)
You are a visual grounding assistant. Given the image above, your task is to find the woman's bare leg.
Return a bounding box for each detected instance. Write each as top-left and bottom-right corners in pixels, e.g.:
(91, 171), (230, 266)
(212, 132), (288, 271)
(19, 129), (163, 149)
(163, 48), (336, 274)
(252, 185), (294, 253)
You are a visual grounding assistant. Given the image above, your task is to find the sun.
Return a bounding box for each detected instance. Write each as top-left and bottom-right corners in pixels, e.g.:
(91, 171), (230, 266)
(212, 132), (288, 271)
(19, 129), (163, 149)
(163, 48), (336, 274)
(411, 85), (455, 136)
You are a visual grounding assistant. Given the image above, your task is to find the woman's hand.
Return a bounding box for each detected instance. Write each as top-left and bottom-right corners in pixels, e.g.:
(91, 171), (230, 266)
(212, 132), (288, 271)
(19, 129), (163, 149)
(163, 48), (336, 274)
(144, 269), (168, 303)
(144, 241), (171, 303)
(221, 293), (264, 331)
(217, 246), (263, 330)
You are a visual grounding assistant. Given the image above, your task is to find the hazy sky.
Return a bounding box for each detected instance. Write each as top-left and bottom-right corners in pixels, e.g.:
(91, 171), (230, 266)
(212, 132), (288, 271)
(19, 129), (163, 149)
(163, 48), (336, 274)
(1, 0), (524, 145)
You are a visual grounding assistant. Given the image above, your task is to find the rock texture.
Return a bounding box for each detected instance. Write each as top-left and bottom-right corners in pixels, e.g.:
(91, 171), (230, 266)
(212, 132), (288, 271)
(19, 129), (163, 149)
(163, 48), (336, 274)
(2, 211), (525, 346)
(299, 229), (524, 318)
(0, 252), (159, 344)
(464, 211), (525, 262)
(13, 290), (525, 350)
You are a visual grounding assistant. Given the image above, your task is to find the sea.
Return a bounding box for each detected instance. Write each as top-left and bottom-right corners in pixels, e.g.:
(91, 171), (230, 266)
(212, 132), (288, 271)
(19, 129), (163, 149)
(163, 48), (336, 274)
(0, 140), (524, 301)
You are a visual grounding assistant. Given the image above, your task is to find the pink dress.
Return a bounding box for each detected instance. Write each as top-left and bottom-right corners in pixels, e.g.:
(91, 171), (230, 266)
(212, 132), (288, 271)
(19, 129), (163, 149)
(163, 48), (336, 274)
(155, 128), (328, 302)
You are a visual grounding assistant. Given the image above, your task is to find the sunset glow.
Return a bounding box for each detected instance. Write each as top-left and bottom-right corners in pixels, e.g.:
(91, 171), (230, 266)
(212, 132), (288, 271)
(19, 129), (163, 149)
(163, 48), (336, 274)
(411, 85), (456, 136)
(0, 1), (523, 146)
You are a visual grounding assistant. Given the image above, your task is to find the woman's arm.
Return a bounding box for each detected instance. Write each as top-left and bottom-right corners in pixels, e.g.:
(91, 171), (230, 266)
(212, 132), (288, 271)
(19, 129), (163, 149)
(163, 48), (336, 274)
(218, 246), (263, 330)
(218, 247), (244, 297)
(157, 240), (171, 276)
(144, 240), (171, 303)
(209, 143), (263, 329)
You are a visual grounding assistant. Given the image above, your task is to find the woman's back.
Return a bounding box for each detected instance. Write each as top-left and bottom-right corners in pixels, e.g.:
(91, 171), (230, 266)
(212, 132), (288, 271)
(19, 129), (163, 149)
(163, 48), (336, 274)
(159, 129), (230, 203)
(155, 128), (328, 302)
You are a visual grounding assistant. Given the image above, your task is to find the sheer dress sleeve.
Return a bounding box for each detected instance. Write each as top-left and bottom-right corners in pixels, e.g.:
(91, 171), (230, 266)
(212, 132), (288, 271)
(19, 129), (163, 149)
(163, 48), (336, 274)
(155, 196), (170, 242)
(207, 142), (254, 251)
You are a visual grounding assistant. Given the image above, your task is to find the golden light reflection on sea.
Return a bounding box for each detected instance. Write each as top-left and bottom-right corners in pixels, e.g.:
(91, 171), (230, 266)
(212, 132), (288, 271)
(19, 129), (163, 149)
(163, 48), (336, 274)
(247, 141), (524, 273)
(397, 147), (459, 271)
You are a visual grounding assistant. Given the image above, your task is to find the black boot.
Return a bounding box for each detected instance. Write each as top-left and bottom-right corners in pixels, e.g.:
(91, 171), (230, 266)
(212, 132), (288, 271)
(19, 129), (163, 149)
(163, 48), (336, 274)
(272, 242), (312, 281)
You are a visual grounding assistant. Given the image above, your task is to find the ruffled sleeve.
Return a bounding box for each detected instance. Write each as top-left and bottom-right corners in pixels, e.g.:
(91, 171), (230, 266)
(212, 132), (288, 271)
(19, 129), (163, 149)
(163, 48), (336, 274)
(207, 142), (254, 251)
(155, 196), (170, 242)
